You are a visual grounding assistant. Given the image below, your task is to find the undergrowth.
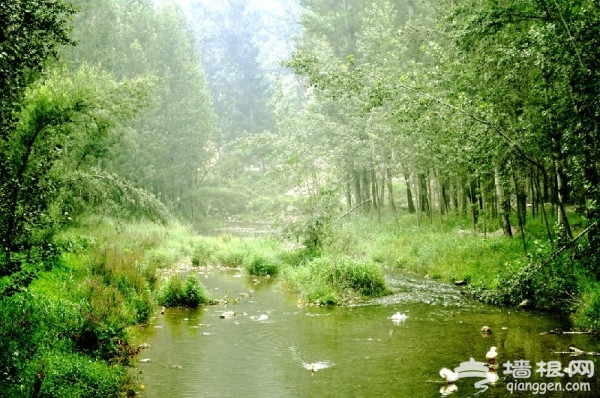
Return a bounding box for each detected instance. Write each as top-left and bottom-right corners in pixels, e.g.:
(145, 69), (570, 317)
(283, 256), (390, 305)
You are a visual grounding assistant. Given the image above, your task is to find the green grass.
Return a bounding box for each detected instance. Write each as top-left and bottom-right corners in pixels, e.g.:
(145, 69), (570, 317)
(283, 256), (390, 305)
(0, 216), (218, 396)
(325, 213), (527, 289)
(157, 274), (211, 307)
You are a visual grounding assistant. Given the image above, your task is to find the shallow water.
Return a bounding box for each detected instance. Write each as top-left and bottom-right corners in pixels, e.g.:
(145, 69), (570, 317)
(132, 269), (600, 397)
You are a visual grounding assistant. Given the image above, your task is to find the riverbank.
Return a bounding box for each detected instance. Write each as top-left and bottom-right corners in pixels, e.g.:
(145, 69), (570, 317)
(1, 211), (596, 396)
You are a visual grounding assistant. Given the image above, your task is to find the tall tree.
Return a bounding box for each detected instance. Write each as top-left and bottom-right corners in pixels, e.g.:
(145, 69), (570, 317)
(64, 0), (220, 222)
(0, 0), (77, 293)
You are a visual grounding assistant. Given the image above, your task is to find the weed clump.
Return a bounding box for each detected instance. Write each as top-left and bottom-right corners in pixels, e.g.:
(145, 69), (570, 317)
(0, 292), (125, 397)
(286, 256), (390, 305)
(157, 275), (210, 307)
(191, 239), (216, 266)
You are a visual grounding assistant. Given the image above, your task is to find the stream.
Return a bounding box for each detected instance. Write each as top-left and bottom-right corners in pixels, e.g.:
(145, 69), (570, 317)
(131, 268), (600, 397)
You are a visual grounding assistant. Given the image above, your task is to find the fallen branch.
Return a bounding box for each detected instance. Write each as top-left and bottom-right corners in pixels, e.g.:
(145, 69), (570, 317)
(334, 199), (372, 223)
(551, 346), (600, 356)
(541, 330), (597, 335)
(536, 221), (598, 270)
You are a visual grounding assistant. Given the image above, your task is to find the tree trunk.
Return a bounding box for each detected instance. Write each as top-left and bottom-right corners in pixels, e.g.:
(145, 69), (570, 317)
(495, 166), (512, 237)
(553, 139), (573, 241)
(402, 166), (415, 213)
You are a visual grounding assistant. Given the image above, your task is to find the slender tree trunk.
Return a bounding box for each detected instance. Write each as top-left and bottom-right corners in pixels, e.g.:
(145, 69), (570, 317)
(534, 170), (553, 245)
(553, 138), (573, 241)
(354, 170), (362, 209)
(346, 181), (352, 208)
(402, 165), (415, 213)
(479, 178), (487, 238)
(386, 164), (400, 227)
(495, 166), (512, 237)
(512, 166), (527, 252)
(362, 169), (371, 213)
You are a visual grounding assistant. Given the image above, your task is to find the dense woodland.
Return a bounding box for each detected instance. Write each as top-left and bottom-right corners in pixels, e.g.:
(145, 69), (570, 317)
(1, 0), (600, 395)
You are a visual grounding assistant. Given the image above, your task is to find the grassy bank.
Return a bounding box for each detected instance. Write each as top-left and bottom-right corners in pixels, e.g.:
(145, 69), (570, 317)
(2, 210), (596, 396)
(318, 211), (599, 330)
(0, 217), (211, 397)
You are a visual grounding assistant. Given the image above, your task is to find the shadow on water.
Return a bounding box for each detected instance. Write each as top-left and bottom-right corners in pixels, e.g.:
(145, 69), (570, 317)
(131, 269), (600, 397)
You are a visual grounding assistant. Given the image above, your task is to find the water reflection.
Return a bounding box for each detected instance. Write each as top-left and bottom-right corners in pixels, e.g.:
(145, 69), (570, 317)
(131, 269), (600, 397)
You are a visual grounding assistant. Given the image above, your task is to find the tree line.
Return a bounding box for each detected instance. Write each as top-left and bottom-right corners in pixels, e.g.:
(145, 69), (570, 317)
(0, 0), (219, 295)
(268, 0), (600, 268)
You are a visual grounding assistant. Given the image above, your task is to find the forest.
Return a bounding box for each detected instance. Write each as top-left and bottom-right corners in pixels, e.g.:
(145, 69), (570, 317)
(1, 0), (599, 396)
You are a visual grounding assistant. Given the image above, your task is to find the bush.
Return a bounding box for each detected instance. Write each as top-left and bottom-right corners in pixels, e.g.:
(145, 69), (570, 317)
(191, 239), (215, 266)
(214, 243), (247, 267)
(286, 256), (389, 305)
(20, 349), (124, 398)
(157, 275), (210, 307)
(573, 283), (600, 330)
(0, 292), (127, 397)
(243, 253), (280, 276)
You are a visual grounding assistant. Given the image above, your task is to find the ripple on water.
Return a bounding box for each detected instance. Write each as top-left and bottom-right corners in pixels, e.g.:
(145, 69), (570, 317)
(363, 271), (471, 308)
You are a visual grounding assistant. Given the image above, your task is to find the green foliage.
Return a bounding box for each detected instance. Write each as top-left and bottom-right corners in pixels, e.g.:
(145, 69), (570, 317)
(191, 239), (216, 267)
(0, 0), (76, 130)
(285, 255), (389, 305)
(282, 189), (340, 255)
(64, 0), (220, 223)
(243, 253), (280, 277)
(0, 65), (157, 295)
(213, 242), (248, 268)
(0, 292), (124, 397)
(22, 350), (124, 398)
(207, 236), (286, 276)
(157, 275), (210, 308)
(572, 282), (600, 331)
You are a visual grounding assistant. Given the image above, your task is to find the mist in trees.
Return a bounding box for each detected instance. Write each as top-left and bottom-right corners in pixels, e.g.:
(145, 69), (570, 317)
(271, 0), (600, 259)
(2, 0), (599, 301)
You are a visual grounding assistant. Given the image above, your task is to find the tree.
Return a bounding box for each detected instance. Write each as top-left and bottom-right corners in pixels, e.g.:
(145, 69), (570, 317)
(0, 0), (76, 134)
(0, 0), (77, 294)
(0, 65), (155, 296)
(64, 0), (220, 222)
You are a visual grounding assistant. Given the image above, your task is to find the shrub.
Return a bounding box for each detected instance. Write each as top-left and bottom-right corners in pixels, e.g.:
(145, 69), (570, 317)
(243, 253), (280, 276)
(146, 247), (180, 268)
(573, 283), (600, 330)
(0, 293), (127, 396)
(157, 275), (210, 307)
(182, 275), (210, 307)
(191, 239), (215, 266)
(286, 256), (389, 305)
(19, 349), (124, 398)
(214, 244), (247, 267)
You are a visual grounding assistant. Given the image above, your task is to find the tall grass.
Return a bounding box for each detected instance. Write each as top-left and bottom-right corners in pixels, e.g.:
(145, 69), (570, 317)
(1, 217), (218, 396)
(284, 256), (390, 305)
(157, 274), (210, 307)
(0, 292), (127, 397)
(325, 213), (526, 289)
